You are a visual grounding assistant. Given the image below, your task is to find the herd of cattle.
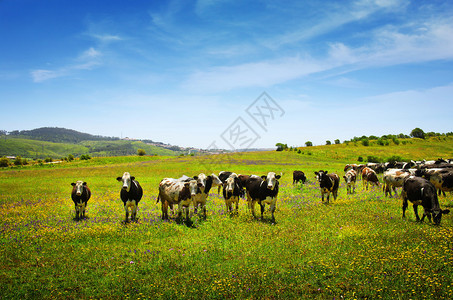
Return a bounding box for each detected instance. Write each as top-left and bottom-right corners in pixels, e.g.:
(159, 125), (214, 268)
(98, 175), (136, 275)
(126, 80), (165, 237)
(70, 158), (452, 225)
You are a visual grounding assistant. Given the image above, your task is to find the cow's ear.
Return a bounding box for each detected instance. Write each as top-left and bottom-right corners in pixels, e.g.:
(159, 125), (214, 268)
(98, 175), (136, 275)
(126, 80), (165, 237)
(131, 176), (135, 180)
(83, 182), (87, 185)
(193, 176), (198, 180)
(324, 171), (328, 174)
(116, 177), (122, 181)
(443, 209), (450, 215)
(261, 175), (267, 180)
(71, 182), (76, 186)
(276, 175), (281, 179)
(314, 172), (318, 175)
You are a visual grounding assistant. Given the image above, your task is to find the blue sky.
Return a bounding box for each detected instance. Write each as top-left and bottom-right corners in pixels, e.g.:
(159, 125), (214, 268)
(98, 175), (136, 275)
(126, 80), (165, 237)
(1, 0), (453, 149)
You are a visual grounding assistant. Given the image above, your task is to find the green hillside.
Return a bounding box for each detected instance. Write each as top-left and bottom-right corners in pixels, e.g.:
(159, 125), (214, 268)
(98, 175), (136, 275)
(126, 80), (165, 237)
(0, 136), (180, 159)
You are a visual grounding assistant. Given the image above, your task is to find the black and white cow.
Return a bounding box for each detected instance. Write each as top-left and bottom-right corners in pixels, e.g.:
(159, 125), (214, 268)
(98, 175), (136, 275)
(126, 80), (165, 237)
(71, 181), (91, 221)
(116, 172), (143, 222)
(192, 173), (222, 218)
(222, 173), (242, 214)
(401, 176), (450, 225)
(218, 171), (233, 193)
(314, 170), (339, 203)
(245, 172), (281, 222)
(293, 170), (306, 184)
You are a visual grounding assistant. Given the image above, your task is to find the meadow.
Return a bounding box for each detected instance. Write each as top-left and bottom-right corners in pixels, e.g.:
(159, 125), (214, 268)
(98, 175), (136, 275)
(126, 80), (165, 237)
(1, 139), (453, 299)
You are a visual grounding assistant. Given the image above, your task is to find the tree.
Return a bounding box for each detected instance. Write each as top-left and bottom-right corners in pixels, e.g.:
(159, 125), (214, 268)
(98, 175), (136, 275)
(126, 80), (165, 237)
(334, 139), (340, 144)
(326, 140), (331, 145)
(0, 157), (9, 167)
(137, 149), (146, 156)
(410, 128), (425, 139)
(361, 138), (369, 146)
(305, 141), (313, 147)
(275, 143), (288, 151)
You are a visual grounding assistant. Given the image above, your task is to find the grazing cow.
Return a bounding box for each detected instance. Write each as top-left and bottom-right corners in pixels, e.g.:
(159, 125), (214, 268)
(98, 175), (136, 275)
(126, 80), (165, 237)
(367, 163), (385, 174)
(192, 173), (222, 218)
(157, 177), (200, 223)
(245, 172), (281, 222)
(382, 169), (410, 197)
(116, 172), (143, 222)
(344, 164), (358, 172)
(71, 181), (91, 221)
(401, 176), (450, 224)
(222, 173), (242, 213)
(343, 169), (357, 194)
(314, 170), (340, 203)
(237, 174), (249, 198)
(362, 167), (379, 190)
(293, 170), (306, 184)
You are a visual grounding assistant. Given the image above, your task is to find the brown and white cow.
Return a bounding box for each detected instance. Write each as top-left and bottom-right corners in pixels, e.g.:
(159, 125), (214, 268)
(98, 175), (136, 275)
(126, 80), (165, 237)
(157, 178), (200, 224)
(245, 172), (281, 222)
(343, 169), (357, 194)
(314, 170), (340, 203)
(362, 167), (379, 190)
(71, 181), (91, 221)
(116, 172), (143, 222)
(401, 176), (450, 225)
(382, 169), (411, 197)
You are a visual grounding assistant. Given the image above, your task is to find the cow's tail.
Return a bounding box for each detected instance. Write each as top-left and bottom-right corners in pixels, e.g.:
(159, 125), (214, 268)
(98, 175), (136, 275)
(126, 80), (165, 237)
(156, 195), (160, 204)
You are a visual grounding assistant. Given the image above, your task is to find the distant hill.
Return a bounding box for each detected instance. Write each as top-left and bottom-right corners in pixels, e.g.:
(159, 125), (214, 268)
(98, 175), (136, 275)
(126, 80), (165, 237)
(7, 127), (119, 144)
(0, 127), (183, 159)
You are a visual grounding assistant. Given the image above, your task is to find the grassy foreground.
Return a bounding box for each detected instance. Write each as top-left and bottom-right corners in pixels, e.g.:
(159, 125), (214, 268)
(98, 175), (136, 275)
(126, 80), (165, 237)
(1, 141), (453, 299)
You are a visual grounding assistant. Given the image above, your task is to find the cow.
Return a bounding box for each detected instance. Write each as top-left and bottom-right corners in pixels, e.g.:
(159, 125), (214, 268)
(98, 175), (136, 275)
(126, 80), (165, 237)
(192, 173), (222, 218)
(293, 170), (306, 184)
(416, 168), (453, 196)
(344, 164), (358, 172)
(382, 169), (410, 197)
(362, 167), (379, 190)
(218, 171), (233, 193)
(116, 172), (143, 222)
(71, 181), (91, 221)
(314, 170), (339, 203)
(401, 176), (450, 225)
(157, 177), (200, 223)
(237, 174), (249, 198)
(245, 172), (281, 222)
(222, 173), (242, 214)
(343, 169), (357, 194)
(367, 163), (385, 174)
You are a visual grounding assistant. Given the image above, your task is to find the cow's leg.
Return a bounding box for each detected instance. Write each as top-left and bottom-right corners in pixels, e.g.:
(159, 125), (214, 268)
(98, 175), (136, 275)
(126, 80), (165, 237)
(402, 198), (408, 219)
(131, 201), (137, 221)
(321, 190), (325, 202)
(333, 190), (338, 201)
(326, 191), (330, 204)
(124, 203), (129, 223)
(270, 199), (276, 223)
(74, 204), (79, 221)
(413, 205), (420, 221)
(202, 202), (207, 219)
(184, 205), (190, 223)
(259, 202), (265, 220)
(249, 200), (256, 218)
(234, 197), (239, 213)
(161, 201), (168, 220)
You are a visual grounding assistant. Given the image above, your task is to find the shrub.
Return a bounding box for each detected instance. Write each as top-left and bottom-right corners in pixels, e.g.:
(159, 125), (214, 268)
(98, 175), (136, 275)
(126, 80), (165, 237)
(45, 157), (53, 163)
(358, 156), (363, 162)
(387, 155), (404, 162)
(80, 154), (91, 160)
(0, 157), (9, 167)
(14, 156), (24, 166)
(137, 149), (146, 156)
(305, 141), (313, 147)
(326, 140), (331, 145)
(68, 154), (74, 161)
(392, 136), (400, 145)
(367, 155), (381, 163)
(334, 139), (340, 144)
(361, 138), (370, 146)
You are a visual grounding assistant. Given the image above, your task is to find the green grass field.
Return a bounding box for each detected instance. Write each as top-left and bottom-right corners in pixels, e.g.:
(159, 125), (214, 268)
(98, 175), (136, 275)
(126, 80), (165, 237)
(1, 138), (453, 299)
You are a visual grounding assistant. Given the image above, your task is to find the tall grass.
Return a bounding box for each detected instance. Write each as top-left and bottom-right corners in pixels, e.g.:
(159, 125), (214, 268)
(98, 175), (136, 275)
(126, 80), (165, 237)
(1, 144), (453, 299)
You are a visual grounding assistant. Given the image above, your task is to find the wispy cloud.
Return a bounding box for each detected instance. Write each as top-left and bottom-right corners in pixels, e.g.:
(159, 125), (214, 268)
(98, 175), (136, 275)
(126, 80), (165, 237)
(31, 47), (103, 82)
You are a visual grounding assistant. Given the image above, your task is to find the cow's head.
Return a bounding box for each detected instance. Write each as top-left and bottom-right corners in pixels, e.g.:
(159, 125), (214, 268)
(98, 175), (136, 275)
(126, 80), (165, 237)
(315, 170), (328, 182)
(71, 181), (87, 196)
(432, 208), (450, 225)
(116, 172), (135, 192)
(225, 174), (238, 194)
(184, 180), (199, 197)
(194, 173), (207, 191)
(261, 172), (281, 190)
